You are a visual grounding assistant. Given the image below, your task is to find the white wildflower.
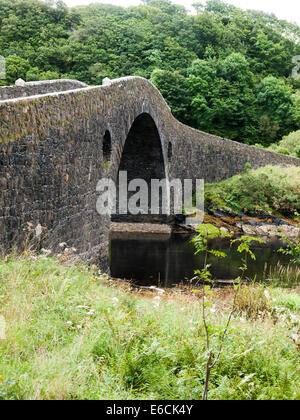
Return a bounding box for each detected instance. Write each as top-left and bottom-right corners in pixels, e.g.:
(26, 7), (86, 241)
(87, 310), (95, 316)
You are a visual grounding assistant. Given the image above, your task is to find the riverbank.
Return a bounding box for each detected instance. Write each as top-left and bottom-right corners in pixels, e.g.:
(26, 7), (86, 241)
(175, 212), (300, 241)
(189, 165), (300, 241)
(0, 255), (299, 400)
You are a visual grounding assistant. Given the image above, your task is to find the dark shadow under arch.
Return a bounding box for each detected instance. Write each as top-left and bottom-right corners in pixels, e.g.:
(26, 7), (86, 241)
(112, 113), (167, 223)
(103, 130), (112, 163)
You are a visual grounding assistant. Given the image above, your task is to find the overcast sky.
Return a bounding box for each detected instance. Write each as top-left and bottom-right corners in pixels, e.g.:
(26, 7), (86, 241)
(64, 0), (300, 25)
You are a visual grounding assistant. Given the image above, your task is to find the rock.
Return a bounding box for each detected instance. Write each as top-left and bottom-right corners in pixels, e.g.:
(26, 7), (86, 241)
(220, 227), (229, 235)
(15, 78), (26, 87)
(240, 223), (300, 240)
(277, 225), (300, 239)
(257, 225), (277, 236)
(241, 224), (257, 235)
(102, 77), (112, 86)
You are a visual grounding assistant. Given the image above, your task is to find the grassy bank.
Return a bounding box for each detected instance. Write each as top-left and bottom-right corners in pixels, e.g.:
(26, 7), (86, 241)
(0, 255), (299, 400)
(205, 165), (300, 218)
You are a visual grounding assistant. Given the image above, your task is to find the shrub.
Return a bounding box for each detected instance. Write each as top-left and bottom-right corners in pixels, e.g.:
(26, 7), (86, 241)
(276, 147), (290, 155)
(295, 145), (300, 158)
(268, 130), (300, 157)
(204, 165), (300, 216)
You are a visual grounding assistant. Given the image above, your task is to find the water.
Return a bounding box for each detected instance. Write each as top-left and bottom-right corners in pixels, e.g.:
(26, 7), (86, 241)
(110, 231), (296, 287)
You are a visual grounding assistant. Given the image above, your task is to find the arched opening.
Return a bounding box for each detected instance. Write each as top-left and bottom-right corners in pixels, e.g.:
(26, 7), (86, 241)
(103, 130), (112, 166)
(168, 141), (172, 163)
(112, 113), (167, 223)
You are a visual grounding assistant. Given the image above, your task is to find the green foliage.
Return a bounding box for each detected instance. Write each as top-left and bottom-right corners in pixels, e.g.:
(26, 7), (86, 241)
(232, 235), (264, 261)
(0, 0), (300, 145)
(150, 69), (192, 122)
(186, 54), (258, 143)
(192, 224), (231, 256)
(0, 255), (299, 400)
(256, 76), (295, 142)
(4, 54), (30, 84)
(278, 235), (300, 265)
(0, 378), (23, 400)
(268, 129), (300, 157)
(205, 165), (300, 217)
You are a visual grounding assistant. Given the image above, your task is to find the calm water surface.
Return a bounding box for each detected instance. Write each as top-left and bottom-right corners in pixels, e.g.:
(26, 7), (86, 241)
(110, 231), (295, 287)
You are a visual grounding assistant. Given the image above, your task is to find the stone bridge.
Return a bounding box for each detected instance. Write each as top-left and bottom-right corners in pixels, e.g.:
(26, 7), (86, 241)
(0, 77), (299, 266)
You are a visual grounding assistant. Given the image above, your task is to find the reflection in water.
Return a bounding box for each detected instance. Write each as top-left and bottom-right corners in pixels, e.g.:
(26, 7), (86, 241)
(110, 232), (294, 287)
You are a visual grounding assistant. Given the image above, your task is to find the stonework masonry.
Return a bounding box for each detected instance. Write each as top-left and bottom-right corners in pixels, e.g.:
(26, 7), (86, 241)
(0, 79), (87, 100)
(0, 76), (299, 266)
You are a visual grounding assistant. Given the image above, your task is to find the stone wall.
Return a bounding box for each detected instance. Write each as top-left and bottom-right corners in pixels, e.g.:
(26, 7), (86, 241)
(0, 76), (299, 265)
(0, 79), (88, 100)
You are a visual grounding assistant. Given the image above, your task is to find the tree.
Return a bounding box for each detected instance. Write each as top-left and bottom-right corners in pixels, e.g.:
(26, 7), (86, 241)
(187, 54), (258, 143)
(4, 54), (30, 84)
(292, 91), (300, 128)
(256, 76), (296, 143)
(150, 69), (192, 123)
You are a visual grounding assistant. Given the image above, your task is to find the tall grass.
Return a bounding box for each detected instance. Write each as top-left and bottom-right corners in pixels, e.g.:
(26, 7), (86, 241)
(262, 261), (300, 288)
(0, 255), (299, 400)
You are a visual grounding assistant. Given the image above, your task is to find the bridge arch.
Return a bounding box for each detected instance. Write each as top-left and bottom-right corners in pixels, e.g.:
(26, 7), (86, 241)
(112, 112), (169, 223)
(1, 76), (299, 265)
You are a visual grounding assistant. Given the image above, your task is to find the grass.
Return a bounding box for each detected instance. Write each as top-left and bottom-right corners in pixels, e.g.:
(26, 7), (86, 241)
(0, 254), (299, 400)
(204, 165), (300, 217)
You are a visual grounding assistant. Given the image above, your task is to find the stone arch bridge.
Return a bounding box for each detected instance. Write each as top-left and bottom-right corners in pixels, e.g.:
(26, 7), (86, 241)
(0, 77), (299, 265)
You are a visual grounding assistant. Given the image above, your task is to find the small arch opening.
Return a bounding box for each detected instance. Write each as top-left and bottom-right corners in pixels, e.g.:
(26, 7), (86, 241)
(168, 141), (172, 162)
(103, 130), (112, 165)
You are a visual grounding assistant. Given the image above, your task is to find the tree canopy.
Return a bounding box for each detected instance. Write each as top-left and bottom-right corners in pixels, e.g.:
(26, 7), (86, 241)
(0, 0), (300, 144)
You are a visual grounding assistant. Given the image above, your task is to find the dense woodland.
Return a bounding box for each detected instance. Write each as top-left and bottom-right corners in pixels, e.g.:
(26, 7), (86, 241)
(1, 0), (300, 146)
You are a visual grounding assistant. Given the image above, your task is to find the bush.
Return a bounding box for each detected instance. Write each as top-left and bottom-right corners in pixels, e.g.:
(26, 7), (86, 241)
(276, 147), (290, 155)
(204, 165), (300, 216)
(295, 145), (300, 159)
(268, 130), (300, 157)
